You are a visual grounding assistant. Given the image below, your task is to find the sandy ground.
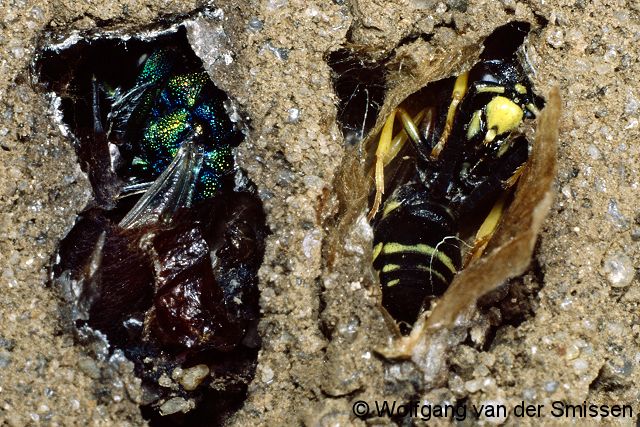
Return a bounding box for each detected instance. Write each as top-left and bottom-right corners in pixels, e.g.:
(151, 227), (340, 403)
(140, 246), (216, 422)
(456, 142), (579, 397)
(0, 0), (639, 425)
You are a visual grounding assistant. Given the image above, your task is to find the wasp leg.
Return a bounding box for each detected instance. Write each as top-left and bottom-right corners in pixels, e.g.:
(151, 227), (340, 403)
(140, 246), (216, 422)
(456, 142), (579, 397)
(368, 108), (429, 220)
(396, 108), (421, 146)
(87, 76), (122, 208)
(383, 108), (428, 166)
(461, 136), (528, 264)
(465, 192), (507, 264)
(430, 71), (469, 159)
(368, 110), (396, 221)
(91, 76), (105, 135)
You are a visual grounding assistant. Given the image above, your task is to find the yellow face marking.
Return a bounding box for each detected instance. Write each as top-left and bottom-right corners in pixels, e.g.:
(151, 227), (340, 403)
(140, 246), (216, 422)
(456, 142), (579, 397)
(382, 264), (400, 273)
(382, 242), (457, 274)
(515, 83), (527, 94)
(372, 242), (383, 262)
(382, 199), (402, 218)
(466, 110), (482, 140)
(484, 96), (524, 144)
(386, 279), (400, 287)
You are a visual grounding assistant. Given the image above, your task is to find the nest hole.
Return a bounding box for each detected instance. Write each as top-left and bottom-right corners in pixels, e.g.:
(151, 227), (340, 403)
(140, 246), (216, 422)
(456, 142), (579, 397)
(36, 25), (267, 426)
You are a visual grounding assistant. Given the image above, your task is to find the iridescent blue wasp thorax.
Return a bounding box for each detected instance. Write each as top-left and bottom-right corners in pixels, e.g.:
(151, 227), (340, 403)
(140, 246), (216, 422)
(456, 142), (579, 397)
(110, 49), (242, 202)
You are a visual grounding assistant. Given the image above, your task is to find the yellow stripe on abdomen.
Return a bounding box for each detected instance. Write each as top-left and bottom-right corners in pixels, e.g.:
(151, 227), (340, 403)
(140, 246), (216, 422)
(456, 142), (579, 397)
(372, 242), (383, 262)
(381, 242), (457, 274)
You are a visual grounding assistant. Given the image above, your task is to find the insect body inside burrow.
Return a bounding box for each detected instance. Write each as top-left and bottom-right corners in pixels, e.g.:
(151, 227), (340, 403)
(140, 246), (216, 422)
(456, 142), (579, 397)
(366, 22), (544, 332)
(38, 28), (267, 422)
(114, 49), (243, 202)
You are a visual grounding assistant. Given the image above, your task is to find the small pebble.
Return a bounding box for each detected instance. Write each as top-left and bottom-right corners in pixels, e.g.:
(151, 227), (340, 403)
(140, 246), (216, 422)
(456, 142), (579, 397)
(474, 364), (490, 378)
(480, 399), (508, 425)
(287, 108), (300, 123)
(175, 364), (210, 391)
(478, 352), (496, 367)
(522, 387), (537, 401)
(607, 199), (628, 228)
(0, 350), (11, 368)
(248, 17), (263, 31)
(603, 253), (634, 288)
(449, 375), (465, 396)
(267, 0), (287, 9)
(158, 373), (173, 388)
(565, 343), (580, 360)
(77, 357), (100, 379)
(546, 28), (565, 48)
(587, 144), (601, 160)
(544, 381), (558, 393)
(336, 317), (360, 343)
(625, 94), (639, 116)
(159, 397), (194, 416)
(261, 366), (274, 384)
(573, 359), (589, 373)
(465, 379), (482, 393)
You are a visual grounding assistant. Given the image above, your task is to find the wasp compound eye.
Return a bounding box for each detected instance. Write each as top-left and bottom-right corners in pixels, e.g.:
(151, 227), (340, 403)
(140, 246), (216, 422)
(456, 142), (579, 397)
(37, 25), (266, 424)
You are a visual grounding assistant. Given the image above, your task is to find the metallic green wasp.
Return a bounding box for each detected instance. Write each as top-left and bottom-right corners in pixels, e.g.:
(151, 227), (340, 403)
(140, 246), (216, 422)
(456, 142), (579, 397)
(98, 49), (244, 227)
(46, 41), (266, 419)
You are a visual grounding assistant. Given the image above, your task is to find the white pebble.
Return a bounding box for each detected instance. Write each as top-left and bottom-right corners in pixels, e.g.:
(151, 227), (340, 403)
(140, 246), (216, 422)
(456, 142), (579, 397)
(603, 253), (635, 288)
(573, 359), (589, 373)
(261, 366), (274, 384)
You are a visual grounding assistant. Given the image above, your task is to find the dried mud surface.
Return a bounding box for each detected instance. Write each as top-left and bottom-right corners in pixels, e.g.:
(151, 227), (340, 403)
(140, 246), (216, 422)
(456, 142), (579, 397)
(0, 0), (639, 425)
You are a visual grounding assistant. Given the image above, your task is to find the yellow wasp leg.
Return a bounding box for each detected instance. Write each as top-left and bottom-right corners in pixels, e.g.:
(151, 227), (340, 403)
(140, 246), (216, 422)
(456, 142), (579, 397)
(368, 110), (397, 221)
(369, 107), (433, 220)
(466, 193), (507, 265)
(465, 163), (526, 265)
(430, 71), (469, 159)
(369, 109), (429, 221)
(382, 109), (426, 166)
(502, 163), (525, 188)
(526, 103), (540, 117)
(396, 108), (422, 145)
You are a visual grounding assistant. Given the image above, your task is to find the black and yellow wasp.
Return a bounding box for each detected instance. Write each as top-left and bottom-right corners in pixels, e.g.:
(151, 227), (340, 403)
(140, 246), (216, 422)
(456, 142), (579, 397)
(367, 24), (543, 328)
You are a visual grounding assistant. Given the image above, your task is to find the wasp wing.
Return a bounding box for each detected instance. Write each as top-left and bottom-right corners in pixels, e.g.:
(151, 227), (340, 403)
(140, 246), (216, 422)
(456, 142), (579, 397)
(119, 139), (204, 229)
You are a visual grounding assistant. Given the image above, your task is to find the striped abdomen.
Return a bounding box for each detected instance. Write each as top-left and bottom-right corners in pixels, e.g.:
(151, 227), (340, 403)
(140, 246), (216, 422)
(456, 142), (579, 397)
(372, 189), (461, 325)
